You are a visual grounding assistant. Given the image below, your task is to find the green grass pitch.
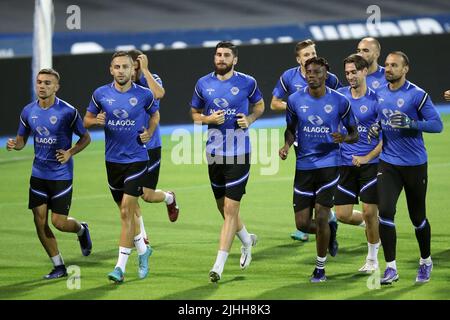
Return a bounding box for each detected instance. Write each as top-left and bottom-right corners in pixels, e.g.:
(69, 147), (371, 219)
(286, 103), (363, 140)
(0, 115), (449, 300)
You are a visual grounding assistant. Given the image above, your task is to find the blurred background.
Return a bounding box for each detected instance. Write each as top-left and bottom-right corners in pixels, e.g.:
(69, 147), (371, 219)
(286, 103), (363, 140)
(2, 0), (450, 34)
(1, 0), (450, 135)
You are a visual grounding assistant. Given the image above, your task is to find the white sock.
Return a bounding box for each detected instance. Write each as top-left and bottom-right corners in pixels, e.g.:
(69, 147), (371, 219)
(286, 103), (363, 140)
(236, 225), (252, 247)
(50, 254), (64, 267)
(116, 247), (132, 273)
(420, 256), (432, 266)
(386, 260), (397, 270)
(76, 224), (85, 236)
(134, 234), (148, 255)
(367, 241), (380, 261)
(138, 216), (147, 239)
(212, 250), (228, 275)
(316, 256), (327, 269)
(164, 191), (174, 205)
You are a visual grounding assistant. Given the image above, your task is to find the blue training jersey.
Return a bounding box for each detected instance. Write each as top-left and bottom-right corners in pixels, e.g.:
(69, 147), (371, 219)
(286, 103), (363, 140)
(286, 87), (357, 170)
(191, 71), (263, 156)
(337, 86), (380, 165)
(272, 66), (342, 98)
(136, 73), (162, 149)
(376, 80), (443, 166)
(17, 97), (87, 180)
(87, 82), (155, 163)
(366, 65), (387, 92)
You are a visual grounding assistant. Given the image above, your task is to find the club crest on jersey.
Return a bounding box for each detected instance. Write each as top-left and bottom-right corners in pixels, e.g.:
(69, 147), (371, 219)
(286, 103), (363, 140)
(324, 105), (333, 113)
(105, 98), (115, 105)
(230, 87), (239, 95)
(49, 116), (57, 125)
(372, 80), (380, 89)
(113, 109), (129, 119)
(300, 105), (309, 112)
(397, 98), (405, 108)
(31, 115), (38, 123)
(36, 126), (50, 136)
(213, 98), (229, 109)
(307, 115), (324, 125)
(360, 105), (368, 114)
(129, 97), (138, 106)
(207, 88), (215, 95)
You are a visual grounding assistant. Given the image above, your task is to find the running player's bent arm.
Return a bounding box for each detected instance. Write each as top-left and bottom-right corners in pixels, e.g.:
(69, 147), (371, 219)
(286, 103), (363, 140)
(68, 132), (91, 157)
(415, 96), (443, 133)
(343, 125), (359, 144)
(284, 98), (297, 147)
(284, 129), (295, 147)
(284, 121), (296, 147)
(247, 99), (265, 125)
(141, 68), (165, 99)
(270, 96), (287, 111)
(137, 54), (165, 99)
(191, 107), (224, 125)
(191, 107), (206, 124)
(444, 89), (450, 101)
(365, 140), (382, 161)
(148, 110), (160, 137)
(6, 134), (28, 151)
(389, 94), (443, 133)
(84, 111), (103, 128)
(354, 140), (383, 166)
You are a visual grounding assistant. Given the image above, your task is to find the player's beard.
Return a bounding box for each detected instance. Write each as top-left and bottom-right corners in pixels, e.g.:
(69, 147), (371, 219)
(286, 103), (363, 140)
(386, 74), (401, 83)
(366, 55), (375, 66)
(115, 75), (130, 85)
(349, 79), (360, 89)
(215, 62), (233, 76)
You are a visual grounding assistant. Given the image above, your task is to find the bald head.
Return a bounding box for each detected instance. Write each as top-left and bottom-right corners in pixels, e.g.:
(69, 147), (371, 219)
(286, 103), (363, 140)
(356, 37), (381, 67)
(360, 37), (381, 53)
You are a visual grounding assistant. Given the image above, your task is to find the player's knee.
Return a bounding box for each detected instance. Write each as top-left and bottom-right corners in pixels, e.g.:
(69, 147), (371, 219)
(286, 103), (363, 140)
(335, 208), (352, 223)
(362, 205), (378, 220)
(32, 208), (47, 226)
(51, 215), (66, 231)
(141, 190), (156, 203)
(223, 202), (239, 218)
(411, 216), (427, 229)
(377, 201), (396, 219)
(120, 206), (133, 220)
(120, 208), (128, 220)
(33, 214), (47, 229)
(296, 221), (309, 233)
(315, 206), (329, 222)
(295, 215), (310, 232)
(223, 209), (238, 219)
(316, 215), (329, 228)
